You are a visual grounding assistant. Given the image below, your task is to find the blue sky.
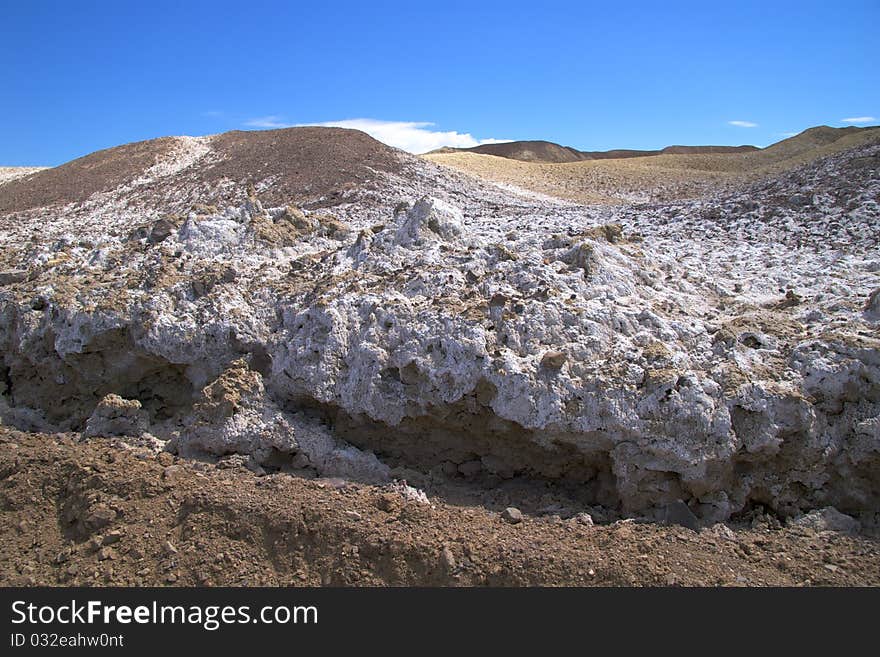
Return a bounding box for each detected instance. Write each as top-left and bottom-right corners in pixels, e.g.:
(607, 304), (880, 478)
(3, 0), (878, 165)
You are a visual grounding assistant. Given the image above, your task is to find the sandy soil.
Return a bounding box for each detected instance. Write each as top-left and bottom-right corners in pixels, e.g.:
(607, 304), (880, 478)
(423, 127), (880, 204)
(2, 428), (878, 587)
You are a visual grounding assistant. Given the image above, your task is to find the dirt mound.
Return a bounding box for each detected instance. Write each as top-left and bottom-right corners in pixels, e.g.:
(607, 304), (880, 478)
(203, 127), (403, 208)
(0, 127), (404, 214)
(2, 428), (877, 586)
(460, 141), (595, 163)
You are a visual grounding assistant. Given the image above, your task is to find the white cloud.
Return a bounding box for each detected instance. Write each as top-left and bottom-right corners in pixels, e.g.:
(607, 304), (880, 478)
(244, 115), (292, 129)
(477, 138), (514, 146)
(728, 120), (758, 128)
(777, 131), (798, 137)
(298, 119), (511, 153)
(243, 116), (510, 153)
(841, 116), (876, 124)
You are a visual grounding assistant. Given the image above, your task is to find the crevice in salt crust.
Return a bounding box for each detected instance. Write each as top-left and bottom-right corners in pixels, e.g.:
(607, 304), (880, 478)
(0, 137), (878, 526)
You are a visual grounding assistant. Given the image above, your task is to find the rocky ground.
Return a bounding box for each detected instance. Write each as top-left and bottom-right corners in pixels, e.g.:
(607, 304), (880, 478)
(3, 428), (878, 586)
(1, 125), (879, 586)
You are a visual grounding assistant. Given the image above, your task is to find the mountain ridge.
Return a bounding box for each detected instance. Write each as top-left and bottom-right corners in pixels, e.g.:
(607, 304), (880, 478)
(430, 125), (877, 163)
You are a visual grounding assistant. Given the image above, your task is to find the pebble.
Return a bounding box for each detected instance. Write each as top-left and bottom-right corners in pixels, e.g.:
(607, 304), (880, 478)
(97, 547), (116, 561)
(664, 501), (700, 531)
(85, 504), (117, 530)
(540, 350), (567, 370)
(162, 465), (185, 483)
(441, 545), (457, 570)
(102, 530), (123, 545)
(374, 493), (399, 513)
(502, 507), (523, 524)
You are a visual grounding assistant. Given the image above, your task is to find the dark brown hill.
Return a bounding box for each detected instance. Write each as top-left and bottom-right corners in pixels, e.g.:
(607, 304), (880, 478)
(203, 128), (402, 208)
(0, 127), (403, 214)
(0, 137), (179, 213)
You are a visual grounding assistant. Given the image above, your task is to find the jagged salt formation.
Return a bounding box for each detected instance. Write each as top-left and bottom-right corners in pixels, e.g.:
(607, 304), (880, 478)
(0, 133), (878, 525)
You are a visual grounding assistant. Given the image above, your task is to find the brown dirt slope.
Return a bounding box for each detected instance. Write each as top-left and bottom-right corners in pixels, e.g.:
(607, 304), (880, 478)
(203, 127), (402, 208)
(424, 125), (880, 204)
(0, 127), (403, 214)
(0, 138), (179, 213)
(2, 428), (878, 587)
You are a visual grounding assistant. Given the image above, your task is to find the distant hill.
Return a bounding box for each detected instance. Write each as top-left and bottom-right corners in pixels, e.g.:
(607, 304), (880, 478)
(423, 125), (880, 204)
(433, 139), (759, 163)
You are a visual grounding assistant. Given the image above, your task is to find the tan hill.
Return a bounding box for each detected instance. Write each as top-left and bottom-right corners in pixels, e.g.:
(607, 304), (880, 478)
(433, 139), (758, 163)
(0, 127), (403, 215)
(423, 125), (880, 203)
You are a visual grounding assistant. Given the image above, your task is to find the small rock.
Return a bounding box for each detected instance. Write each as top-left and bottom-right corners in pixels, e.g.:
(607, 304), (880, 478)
(374, 493), (400, 513)
(864, 288), (880, 315)
(97, 547), (116, 561)
(0, 269), (28, 286)
(823, 564), (840, 573)
(502, 507), (523, 524)
(149, 218), (176, 243)
(664, 500), (700, 531)
(345, 511), (362, 521)
(540, 351), (567, 370)
(102, 530), (123, 546)
(441, 545), (457, 570)
(84, 504), (117, 532)
(792, 507), (859, 534)
(705, 523), (737, 541)
(157, 452), (174, 467)
(162, 465), (186, 483)
(163, 541), (178, 555)
(575, 512), (594, 527)
(166, 573), (178, 583)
